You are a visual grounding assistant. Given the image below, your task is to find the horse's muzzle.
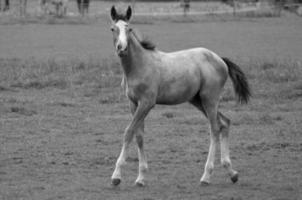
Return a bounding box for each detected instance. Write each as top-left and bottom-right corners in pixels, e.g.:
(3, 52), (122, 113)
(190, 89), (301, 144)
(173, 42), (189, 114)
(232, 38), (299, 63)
(117, 48), (127, 57)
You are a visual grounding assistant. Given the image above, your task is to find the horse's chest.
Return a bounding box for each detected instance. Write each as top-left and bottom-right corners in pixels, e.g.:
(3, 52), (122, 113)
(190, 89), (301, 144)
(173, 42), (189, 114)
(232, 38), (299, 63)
(126, 82), (152, 102)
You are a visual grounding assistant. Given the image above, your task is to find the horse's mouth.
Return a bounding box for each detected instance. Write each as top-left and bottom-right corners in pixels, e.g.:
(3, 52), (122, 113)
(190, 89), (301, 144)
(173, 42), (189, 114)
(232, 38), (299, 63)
(117, 48), (128, 57)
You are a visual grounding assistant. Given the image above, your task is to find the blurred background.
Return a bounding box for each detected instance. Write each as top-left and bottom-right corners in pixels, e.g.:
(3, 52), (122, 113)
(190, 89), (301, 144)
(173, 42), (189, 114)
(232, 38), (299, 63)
(0, 0), (301, 18)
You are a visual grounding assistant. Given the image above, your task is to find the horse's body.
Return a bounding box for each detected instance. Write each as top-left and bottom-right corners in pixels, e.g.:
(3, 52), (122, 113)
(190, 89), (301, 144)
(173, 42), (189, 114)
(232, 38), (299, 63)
(110, 6), (251, 187)
(123, 46), (228, 106)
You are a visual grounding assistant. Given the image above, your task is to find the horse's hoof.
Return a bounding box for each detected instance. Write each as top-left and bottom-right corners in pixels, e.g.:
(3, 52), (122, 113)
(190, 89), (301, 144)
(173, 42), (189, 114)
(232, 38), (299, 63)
(111, 178), (121, 186)
(200, 181), (210, 186)
(135, 181), (145, 187)
(231, 173), (239, 183)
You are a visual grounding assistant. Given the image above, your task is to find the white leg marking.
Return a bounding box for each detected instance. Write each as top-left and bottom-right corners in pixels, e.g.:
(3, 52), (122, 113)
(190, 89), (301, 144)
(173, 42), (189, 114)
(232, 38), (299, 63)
(111, 145), (127, 180)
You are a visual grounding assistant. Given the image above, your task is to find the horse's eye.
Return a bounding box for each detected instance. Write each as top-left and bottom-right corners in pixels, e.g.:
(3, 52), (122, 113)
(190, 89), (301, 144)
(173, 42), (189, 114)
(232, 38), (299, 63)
(110, 27), (115, 32)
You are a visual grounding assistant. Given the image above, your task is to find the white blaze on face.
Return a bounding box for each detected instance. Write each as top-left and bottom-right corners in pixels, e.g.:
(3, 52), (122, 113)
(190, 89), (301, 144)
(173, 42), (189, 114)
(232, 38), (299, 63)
(115, 20), (128, 52)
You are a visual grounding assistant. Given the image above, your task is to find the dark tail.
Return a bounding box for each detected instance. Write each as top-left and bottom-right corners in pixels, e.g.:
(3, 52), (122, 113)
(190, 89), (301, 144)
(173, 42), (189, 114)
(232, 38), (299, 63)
(222, 57), (251, 104)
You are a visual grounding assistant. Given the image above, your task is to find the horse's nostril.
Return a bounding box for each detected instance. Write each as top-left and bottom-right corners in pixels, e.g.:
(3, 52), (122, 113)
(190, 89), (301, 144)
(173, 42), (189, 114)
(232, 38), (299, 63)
(117, 44), (122, 51)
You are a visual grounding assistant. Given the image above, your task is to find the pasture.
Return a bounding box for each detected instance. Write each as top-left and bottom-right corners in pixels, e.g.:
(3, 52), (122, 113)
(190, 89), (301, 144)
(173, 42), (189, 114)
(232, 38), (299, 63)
(0, 10), (302, 200)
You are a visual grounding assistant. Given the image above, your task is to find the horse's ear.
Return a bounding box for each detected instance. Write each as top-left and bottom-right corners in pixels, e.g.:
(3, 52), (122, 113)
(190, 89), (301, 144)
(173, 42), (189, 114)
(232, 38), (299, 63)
(110, 6), (117, 21)
(126, 6), (132, 21)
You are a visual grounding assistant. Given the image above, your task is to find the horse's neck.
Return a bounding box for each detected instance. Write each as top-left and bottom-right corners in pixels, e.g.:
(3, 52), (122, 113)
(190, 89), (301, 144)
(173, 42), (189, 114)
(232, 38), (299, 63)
(120, 33), (146, 77)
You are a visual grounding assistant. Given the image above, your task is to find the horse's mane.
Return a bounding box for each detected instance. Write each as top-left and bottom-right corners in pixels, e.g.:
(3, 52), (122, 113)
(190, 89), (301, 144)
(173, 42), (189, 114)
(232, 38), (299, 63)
(131, 29), (156, 51)
(140, 38), (156, 51)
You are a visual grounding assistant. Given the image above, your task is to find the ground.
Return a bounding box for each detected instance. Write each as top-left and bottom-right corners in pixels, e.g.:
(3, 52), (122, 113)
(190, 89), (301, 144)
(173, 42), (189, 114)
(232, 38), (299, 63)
(0, 12), (302, 200)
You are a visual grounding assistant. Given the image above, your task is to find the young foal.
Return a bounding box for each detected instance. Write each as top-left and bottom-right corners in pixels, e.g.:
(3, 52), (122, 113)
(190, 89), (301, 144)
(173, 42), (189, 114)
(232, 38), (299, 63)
(109, 6), (250, 187)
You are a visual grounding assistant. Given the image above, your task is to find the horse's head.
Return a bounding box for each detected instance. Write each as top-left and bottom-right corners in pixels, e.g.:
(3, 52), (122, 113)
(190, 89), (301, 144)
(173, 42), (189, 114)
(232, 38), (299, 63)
(110, 6), (132, 57)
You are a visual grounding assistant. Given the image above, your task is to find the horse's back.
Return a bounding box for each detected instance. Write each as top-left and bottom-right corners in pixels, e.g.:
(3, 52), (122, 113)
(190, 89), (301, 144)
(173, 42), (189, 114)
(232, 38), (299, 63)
(161, 47), (228, 84)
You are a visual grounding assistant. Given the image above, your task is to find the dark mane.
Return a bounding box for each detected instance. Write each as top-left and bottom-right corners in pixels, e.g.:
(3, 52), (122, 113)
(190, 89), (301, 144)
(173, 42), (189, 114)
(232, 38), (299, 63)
(131, 30), (156, 51)
(139, 38), (156, 51)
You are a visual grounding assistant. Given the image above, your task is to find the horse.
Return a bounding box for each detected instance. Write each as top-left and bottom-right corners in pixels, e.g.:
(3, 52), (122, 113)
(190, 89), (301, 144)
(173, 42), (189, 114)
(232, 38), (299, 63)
(40, 0), (68, 17)
(77, 0), (89, 15)
(109, 6), (251, 187)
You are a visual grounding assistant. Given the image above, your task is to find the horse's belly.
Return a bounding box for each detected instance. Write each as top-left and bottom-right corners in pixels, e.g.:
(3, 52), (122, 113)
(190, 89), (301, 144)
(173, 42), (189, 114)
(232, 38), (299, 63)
(156, 81), (199, 105)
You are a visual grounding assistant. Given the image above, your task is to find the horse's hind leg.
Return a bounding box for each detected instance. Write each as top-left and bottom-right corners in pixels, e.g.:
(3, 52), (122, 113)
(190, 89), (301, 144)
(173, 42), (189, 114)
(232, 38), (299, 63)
(200, 101), (220, 184)
(218, 112), (239, 183)
(191, 93), (239, 184)
(191, 94), (220, 184)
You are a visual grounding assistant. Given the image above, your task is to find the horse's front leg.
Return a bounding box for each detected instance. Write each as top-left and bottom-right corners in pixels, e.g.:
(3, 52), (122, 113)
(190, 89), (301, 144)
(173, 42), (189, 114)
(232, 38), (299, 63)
(135, 121), (148, 186)
(111, 99), (154, 186)
(129, 102), (148, 187)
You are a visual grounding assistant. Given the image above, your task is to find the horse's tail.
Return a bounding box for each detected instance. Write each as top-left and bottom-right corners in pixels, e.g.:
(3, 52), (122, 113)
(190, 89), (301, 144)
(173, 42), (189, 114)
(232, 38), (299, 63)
(222, 57), (251, 104)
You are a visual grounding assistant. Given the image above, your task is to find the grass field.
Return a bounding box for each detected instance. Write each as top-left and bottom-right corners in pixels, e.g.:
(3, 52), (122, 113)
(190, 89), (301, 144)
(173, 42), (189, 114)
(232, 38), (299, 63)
(0, 11), (302, 200)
